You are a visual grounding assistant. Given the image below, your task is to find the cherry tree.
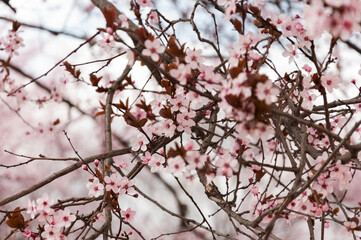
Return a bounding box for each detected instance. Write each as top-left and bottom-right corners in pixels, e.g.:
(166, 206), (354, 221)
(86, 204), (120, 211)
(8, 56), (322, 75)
(1, 0), (361, 239)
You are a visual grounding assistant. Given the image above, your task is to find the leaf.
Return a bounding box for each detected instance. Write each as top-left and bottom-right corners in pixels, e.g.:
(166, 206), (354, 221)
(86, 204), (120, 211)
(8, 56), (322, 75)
(53, 119), (60, 125)
(96, 87), (108, 93)
(229, 60), (245, 79)
(166, 142), (186, 159)
(354, 225), (361, 231)
(351, 217), (360, 225)
(138, 118), (148, 127)
(255, 170), (266, 182)
(331, 207), (339, 216)
(114, 99), (129, 111)
(90, 74), (102, 86)
(233, 19), (243, 34)
(64, 61), (80, 79)
(123, 112), (147, 128)
(167, 36), (186, 59)
(249, 5), (261, 16)
(161, 79), (175, 96)
(101, 7), (117, 29)
(135, 27), (153, 43)
(94, 111), (105, 118)
(94, 168), (104, 183)
(224, 94), (242, 108)
(159, 106), (172, 119)
(6, 207), (26, 229)
(12, 21), (21, 32)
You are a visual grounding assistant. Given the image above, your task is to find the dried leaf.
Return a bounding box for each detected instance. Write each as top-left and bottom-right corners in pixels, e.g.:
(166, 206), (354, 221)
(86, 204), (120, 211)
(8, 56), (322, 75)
(53, 119), (60, 125)
(159, 106), (172, 119)
(6, 207), (26, 229)
(101, 7), (117, 29)
(255, 170), (266, 182)
(167, 36), (186, 59)
(94, 168), (104, 183)
(233, 19), (243, 34)
(90, 74), (102, 86)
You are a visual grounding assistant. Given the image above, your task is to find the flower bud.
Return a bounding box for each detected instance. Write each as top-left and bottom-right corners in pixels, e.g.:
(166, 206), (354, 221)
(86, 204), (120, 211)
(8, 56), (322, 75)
(94, 159), (99, 166)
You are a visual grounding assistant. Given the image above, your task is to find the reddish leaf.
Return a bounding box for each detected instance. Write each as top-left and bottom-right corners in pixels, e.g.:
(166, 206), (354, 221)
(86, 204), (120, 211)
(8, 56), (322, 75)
(53, 119), (60, 125)
(64, 61), (81, 79)
(115, 99), (129, 111)
(12, 21), (21, 32)
(229, 60), (245, 79)
(101, 7), (117, 29)
(351, 217), (360, 225)
(135, 27), (153, 43)
(94, 111), (105, 118)
(167, 142), (186, 159)
(167, 36), (186, 59)
(224, 94), (242, 108)
(255, 170), (266, 182)
(96, 87), (108, 93)
(6, 207), (26, 229)
(123, 111), (145, 128)
(354, 225), (361, 231)
(90, 74), (102, 86)
(161, 79), (175, 96)
(159, 106), (172, 119)
(249, 5), (261, 16)
(138, 118), (148, 127)
(233, 19), (243, 34)
(94, 168), (104, 183)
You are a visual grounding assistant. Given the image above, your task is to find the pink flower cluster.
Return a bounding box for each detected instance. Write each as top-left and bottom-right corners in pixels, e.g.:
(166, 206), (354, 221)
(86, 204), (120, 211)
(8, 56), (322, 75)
(25, 194), (76, 240)
(0, 29), (25, 57)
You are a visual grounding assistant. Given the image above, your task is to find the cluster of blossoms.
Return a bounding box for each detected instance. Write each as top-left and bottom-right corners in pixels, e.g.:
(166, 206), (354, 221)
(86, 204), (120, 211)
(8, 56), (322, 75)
(86, 173), (135, 197)
(25, 194), (76, 240)
(304, 0), (361, 40)
(0, 28), (24, 57)
(4, 0), (361, 238)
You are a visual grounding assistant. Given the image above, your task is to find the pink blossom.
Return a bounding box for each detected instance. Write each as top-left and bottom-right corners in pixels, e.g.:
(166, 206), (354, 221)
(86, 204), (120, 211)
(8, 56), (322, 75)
(215, 152), (238, 178)
(104, 173), (121, 192)
(169, 63), (192, 85)
(255, 80), (279, 105)
(321, 73), (341, 93)
(130, 134), (148, 152)
(36, 193), (54, 212)
(118, 176), (135, 195)
(87, 178), (104, 197)
(121, 208), (136, 222)
(344, 221), (357, 232)
(282, 44), (299, 63)
(169, 95), (189, 113)
(250, 186), (259, 196)
(141, 151), (152, 164)
(137, 0), (153, 7)
(118, 13), (129, 28)
(142, 39), (165, 62)
(27, 199), (37, 219)
(149, 11), (158, 25)
(23, 229), (32, 238)
(41, 224), (61, 240)
(302, 64), (312, 73)
(97, 32), (116, 53)
(113, 158), (128, 170)
(167, 156), (186, 175)
(185, 48), (204, 69)
(176, 110), (196, 134)
(186, 151), (207, 169)
(162, 119), (177, 137)
(148, 154), (165, 172)
(56, 209), (76, 228)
